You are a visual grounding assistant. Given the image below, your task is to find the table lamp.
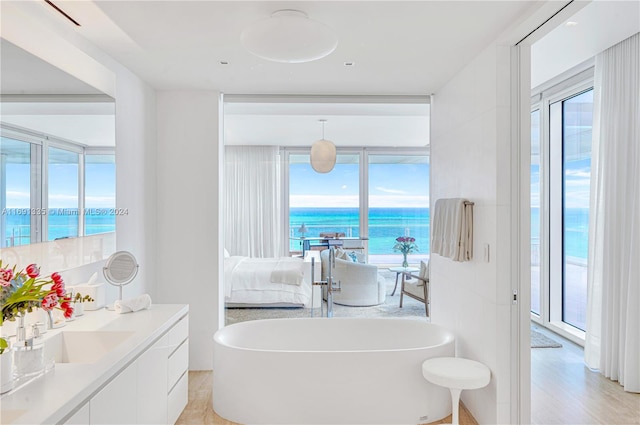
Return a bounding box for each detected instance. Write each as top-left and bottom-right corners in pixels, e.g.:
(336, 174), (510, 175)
(298, 223), (308, 238)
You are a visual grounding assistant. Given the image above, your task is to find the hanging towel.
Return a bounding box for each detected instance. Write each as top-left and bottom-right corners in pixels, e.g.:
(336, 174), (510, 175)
(431, 198), (473, 262)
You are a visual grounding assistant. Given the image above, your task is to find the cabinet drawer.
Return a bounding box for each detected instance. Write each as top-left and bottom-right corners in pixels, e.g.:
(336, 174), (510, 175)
(62, 401), (89, 424)
(167, 315), (189, 347)
(168, 340), (188, 391)
(167, 371), (188, 425)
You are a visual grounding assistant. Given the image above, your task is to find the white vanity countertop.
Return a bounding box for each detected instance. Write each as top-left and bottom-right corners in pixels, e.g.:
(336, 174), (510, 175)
(0, 304), (189, 425)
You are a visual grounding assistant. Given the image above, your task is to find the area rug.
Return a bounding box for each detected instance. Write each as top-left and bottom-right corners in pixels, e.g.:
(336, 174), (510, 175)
(531, 329), (563, 348)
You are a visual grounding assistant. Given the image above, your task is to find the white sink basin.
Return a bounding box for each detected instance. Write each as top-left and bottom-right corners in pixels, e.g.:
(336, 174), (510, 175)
(44, 331), (134, 364)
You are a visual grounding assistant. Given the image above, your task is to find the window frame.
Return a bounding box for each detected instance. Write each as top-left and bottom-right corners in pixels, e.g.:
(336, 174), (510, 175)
(531, 66), (594, 345)
(530, 105), (543, 319)
(282, 146), (429, 261)
(0, 123), (115, 247)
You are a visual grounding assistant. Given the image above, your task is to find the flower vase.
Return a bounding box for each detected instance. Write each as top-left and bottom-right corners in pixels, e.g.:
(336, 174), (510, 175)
(402, 253), (409, 268)
(0, 347), (14, 394)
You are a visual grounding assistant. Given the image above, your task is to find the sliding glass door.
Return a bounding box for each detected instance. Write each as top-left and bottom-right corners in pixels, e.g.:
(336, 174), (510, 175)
(532, 69), (593, 339)
(559, 89), (593, 331)
(548, 87), (593, 333)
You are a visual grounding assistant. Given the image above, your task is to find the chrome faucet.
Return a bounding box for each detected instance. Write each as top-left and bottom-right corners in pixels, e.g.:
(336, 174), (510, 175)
(46, 310), (63, 329)
(46, 310), (55, 329)
(311, 246), (341, 317)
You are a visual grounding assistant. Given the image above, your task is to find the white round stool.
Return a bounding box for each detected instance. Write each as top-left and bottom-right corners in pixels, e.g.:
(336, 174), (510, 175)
(422, 357), (491, 425)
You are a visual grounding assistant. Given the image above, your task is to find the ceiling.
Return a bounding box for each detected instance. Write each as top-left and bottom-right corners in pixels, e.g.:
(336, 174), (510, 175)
(61, 1), (538, 95)
(55, 0), (536, 147)
(0, 38), (104, 95)
(7, 1), (636, 148)
(0, 39), (115, 146)
(531, 1), (640, 89)
(224, 98), (430, 147)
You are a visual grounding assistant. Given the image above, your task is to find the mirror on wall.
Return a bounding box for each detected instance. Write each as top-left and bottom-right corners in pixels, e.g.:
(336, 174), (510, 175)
(0, 38), (116, 266)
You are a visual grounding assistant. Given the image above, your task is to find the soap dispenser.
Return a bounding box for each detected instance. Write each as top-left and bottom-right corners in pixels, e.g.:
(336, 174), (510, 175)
(13, 323), (45, 380)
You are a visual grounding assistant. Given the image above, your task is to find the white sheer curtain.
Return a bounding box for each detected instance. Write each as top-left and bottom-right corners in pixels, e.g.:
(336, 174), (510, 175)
(585, 32), (640, 393)
(224, 146), (282, 258)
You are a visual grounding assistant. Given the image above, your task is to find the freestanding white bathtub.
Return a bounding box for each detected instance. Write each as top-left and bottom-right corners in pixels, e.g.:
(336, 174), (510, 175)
(213, 318), (455, 424)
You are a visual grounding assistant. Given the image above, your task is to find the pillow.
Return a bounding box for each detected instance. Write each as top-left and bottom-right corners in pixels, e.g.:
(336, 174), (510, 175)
(224, 248), (230, 258)
(334, 247), (349, 260)
(419, 260), (429, 281)
(347, 251), (358, 262)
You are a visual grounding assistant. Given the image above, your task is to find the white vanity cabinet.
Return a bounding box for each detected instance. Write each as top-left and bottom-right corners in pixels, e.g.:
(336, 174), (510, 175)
(166, 314), (189, 424)
(4, 305), (189, 425)
(90, 361), (138, 424)
(137, 333), (170, 424)
(66, 310), (189, 425)
(63, 402), (90, 425)
(89, 334), (169, 424)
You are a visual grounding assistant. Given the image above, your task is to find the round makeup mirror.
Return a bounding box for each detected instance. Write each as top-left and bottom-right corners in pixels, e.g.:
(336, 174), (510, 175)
(103, 251), (139, 304)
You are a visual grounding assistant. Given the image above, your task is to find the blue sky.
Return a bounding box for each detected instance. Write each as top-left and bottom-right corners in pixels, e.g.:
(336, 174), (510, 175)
(5, 163), (115, 208)
(290, 162), (429, 208)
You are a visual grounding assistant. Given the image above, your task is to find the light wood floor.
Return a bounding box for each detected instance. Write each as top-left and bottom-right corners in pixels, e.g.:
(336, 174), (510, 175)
(531, 326), (640, 425)
(176, 371), (478, 425)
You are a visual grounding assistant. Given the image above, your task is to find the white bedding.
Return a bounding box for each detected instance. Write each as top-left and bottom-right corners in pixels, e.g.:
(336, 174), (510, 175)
(224, 256), (312, 307)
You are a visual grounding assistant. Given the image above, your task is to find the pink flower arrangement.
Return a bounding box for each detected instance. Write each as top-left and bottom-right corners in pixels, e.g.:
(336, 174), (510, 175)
(1, 261), (73, 354)
(393, 236), (418, 255)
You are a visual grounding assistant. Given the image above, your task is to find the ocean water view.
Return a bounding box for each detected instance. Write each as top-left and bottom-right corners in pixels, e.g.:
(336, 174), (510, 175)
(291, 207), (589, 260)
(531, 207), (589, 261)
(5, 207), (589, 261)
(3, 210), (115, 246)
(290, 207), (430, 255)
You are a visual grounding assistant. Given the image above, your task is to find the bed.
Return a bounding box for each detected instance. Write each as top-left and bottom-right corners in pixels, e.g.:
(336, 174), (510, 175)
(224, 256), (312, 308)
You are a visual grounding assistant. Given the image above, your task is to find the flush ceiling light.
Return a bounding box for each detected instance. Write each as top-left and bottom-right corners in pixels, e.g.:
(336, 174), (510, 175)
(241, 10), (338, 63)
(310, 119), (336, 173)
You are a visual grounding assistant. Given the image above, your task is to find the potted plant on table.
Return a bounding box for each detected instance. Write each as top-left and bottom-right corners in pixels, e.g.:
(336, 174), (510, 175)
(71, 292), (94, 317)
(393, 236), (418, 268)
(0, 261), (73, 393)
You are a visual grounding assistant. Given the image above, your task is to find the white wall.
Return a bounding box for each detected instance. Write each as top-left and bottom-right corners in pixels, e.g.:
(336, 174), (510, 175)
(156, 91), (222, 370)
(114, 67), (158, 301)
(430, 43), (513, 424)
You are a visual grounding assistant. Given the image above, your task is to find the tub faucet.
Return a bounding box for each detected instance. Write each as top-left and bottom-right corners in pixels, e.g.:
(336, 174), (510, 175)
(311, 247), (341, 318)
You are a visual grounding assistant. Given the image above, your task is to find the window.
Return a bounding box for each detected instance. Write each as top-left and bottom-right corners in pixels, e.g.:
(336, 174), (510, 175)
(285, 149), (429, 264)
(368, 154), (429, 264)
(48, 146), (80, 240)
(531, 109), (541, 316)
(0, 125), (115, 246)
(85, 153), (116, 235)
(288, 153), (360, 252)
(559, 89), (593, 331)
(0, 137), (34, 247)
(531, 66), (593, 340)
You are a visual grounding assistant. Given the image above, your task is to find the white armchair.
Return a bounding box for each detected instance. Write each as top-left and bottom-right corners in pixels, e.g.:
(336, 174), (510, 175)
(320, 249), (386, 307)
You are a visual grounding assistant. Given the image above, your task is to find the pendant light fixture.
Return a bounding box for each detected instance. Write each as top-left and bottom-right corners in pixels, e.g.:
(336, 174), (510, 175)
(241, 10), (338, 63)
(310, 119), (336, 173)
